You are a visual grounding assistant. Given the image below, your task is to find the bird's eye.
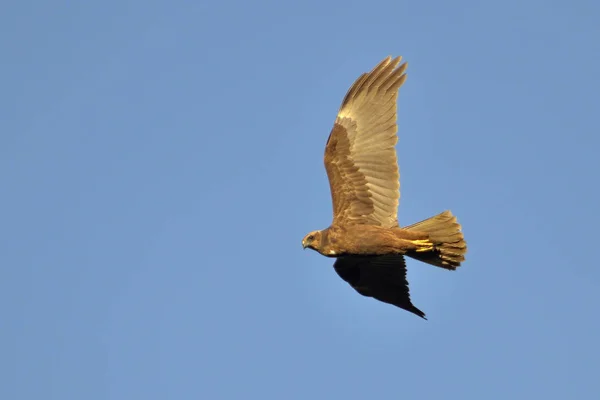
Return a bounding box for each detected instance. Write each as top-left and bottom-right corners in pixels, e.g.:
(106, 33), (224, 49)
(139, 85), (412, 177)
(308, 235), (314, 241)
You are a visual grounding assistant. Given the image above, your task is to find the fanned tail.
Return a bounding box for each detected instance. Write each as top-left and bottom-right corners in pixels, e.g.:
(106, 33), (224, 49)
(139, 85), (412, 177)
(404, 210), (467, 270)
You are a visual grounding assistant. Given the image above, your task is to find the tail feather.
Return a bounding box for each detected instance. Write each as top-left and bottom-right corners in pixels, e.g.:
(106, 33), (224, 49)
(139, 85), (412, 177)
(404, 210), (467, 270)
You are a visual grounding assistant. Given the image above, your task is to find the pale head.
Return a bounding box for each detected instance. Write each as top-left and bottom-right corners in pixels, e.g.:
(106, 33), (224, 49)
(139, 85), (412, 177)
(302, 230), (323, 252)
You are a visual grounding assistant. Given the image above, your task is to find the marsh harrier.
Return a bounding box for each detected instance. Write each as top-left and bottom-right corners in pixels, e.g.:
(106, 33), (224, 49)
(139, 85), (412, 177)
(302, 56), (467, 319)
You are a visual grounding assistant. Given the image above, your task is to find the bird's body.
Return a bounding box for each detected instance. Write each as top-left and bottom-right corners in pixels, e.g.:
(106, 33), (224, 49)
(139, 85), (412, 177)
(303, 224), (431, 258)
(302, 56), (468, 319)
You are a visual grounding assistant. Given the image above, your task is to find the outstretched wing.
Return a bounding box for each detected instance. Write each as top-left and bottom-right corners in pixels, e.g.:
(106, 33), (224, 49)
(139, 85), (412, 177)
(325, 56), (407, 227)
(333, 254), (426, 319)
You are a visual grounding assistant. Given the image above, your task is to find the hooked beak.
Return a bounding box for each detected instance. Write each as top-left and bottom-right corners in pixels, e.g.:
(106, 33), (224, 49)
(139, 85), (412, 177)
(302, 241), (308, 249)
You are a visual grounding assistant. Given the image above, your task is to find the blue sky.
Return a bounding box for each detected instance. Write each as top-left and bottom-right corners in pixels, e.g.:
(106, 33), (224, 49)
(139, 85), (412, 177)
(2, 0), (600, 398)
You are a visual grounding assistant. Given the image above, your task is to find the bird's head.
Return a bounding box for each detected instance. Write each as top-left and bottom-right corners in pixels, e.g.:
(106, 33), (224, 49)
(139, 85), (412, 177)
(302, 230), (322, 251)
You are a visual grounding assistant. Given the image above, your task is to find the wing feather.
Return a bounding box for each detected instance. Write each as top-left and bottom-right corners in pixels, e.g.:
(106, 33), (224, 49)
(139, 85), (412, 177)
(324, 56), (408, 227)
(333, 255), (426, 319)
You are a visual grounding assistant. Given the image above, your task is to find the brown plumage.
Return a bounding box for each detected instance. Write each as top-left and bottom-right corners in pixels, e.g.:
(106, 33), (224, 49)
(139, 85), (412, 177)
(302, 56), (467, 319)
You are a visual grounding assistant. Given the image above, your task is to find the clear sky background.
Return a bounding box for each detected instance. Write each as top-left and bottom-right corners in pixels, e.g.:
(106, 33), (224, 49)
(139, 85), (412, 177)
(2, 0), (600, 399)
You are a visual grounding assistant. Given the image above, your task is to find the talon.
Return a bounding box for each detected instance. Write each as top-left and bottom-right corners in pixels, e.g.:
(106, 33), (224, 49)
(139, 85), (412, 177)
(412, 239), (430, 245)
(415, 246), (434, 252)
(412, 239), (434, 252)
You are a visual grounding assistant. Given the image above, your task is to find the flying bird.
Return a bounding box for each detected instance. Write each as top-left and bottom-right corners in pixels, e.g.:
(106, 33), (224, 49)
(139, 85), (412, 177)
(302, 56), (467, 319)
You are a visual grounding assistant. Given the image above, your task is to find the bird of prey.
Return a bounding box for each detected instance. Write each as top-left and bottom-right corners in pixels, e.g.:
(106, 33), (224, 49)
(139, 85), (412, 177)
(302, 56), (467, 319)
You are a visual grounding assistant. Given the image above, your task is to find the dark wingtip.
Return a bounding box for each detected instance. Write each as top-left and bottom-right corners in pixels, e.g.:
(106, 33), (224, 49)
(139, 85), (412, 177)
(412, 307), (427, 320)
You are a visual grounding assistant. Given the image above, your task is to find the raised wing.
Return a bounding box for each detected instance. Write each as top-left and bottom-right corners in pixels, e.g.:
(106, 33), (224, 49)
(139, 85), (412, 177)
(324, 56), (407, 227)
(333, 254), (426, 319)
